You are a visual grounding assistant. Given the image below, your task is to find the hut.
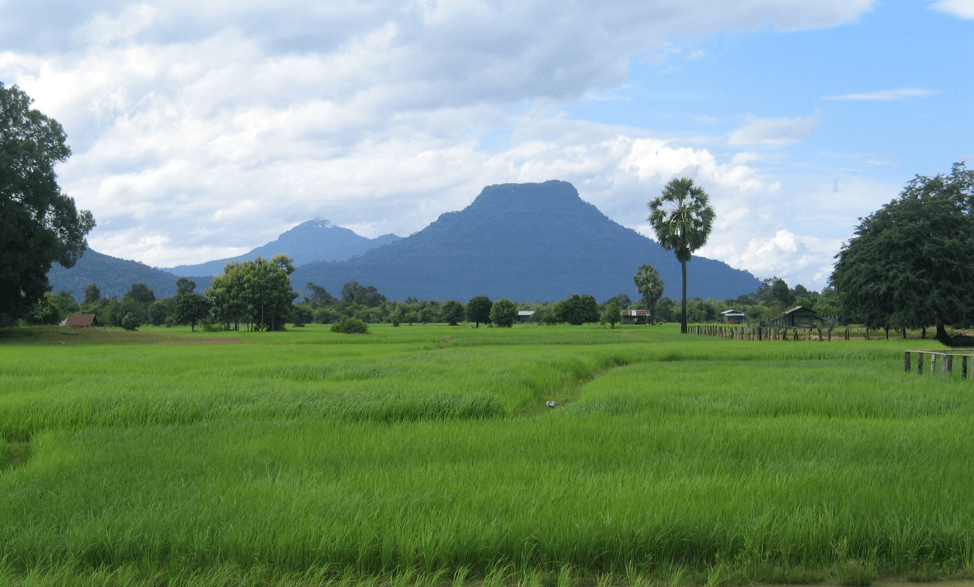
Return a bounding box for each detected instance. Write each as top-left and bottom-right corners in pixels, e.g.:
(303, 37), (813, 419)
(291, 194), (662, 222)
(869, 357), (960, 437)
(721, 309), (746, 324)
(620, 309), (651, 325)
(776, 306), (818, 328)
(64, 314), (99, 327)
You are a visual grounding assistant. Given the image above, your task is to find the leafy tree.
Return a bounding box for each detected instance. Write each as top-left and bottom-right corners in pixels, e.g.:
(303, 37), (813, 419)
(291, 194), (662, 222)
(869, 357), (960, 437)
(175, 293), (211, 331)
(601, 301), (622, 329)
(123, 283), (156, 305)
(831, 162), (974, 344)
(176, 277), (196, 297)
(207, 255), (297, 331)
(555, 293), (600, 325)
(604, 293), (632, 309)
(304, 282), (335, 308)
(340, 280), (387, 307)
(648, 177), (715, 333)
(633, 264), (664, 315)
(490, 298), (518, 327)
(83, 284), (101, 305)
(768, 277), (795, 307)
(441, 300), (465, 326)
(148, 298), (175, 326)
(0, 83), (95, 326)
(466, 296), (493, 328)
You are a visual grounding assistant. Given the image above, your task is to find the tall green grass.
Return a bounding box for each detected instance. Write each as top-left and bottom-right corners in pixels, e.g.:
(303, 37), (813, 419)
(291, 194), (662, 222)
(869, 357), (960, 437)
(1, 323), (971, 585)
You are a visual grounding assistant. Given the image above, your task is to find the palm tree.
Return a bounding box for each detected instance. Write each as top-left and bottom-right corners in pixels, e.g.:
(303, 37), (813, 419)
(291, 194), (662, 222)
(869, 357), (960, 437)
(648, 178), (715, 333)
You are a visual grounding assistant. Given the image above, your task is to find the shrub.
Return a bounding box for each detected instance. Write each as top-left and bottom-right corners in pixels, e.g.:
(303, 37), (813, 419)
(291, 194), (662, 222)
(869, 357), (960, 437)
(331, 317), (369, 334)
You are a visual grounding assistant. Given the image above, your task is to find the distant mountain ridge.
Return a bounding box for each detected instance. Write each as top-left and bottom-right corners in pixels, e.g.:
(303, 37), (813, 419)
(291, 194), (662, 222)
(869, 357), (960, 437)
(48, 181), (762, 303)
(160, 219), (400, 277)
(291, 180), (761, 302)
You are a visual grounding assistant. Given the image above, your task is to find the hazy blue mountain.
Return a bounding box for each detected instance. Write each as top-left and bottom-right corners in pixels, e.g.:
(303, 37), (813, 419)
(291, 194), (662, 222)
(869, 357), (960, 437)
(48, 249), (189, 301)
(291, 180), (762, 302)
(160, 219), (401, 277)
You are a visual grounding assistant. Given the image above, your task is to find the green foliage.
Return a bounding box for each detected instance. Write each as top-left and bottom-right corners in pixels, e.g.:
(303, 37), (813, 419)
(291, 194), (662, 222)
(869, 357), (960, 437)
(466, 295), (493, 327)
(207, 255), (298, 331)
(303, 282), (335, 308)
(175, 277), (196, 297)
(601, 301), (621, 329)
(175, 293), (212, 331)
(83, 283), (101, 305)
(648, 177), (715, 333)
(331, 317), (369, 334)
(120, 312), (140, 331)
(441, 300), (465, 325)
(633, 264), (664, 312)
(831, 162), (974, 342)
(489, 298), (518, 327)
(340, 280), (386, 307)
(0, 83), (95, 326)
(554, 293), (600, 325)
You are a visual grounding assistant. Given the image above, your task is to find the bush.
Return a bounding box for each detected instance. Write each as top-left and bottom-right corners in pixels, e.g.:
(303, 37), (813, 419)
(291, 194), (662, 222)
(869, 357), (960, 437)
(331, 317), (369, 334)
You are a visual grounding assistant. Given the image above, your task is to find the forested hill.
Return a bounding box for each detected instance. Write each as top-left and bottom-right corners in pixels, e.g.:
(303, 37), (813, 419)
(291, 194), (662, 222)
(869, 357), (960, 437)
(160, 219), (400, 277)
(291, 180), (762, 302)
(47, 249), (190, 301)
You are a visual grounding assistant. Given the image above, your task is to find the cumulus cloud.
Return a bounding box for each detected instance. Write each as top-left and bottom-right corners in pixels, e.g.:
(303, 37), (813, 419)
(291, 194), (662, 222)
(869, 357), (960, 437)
(728, 114), (820, 146)
(0, 0), (879, 283)
(927, 0), (974, 19)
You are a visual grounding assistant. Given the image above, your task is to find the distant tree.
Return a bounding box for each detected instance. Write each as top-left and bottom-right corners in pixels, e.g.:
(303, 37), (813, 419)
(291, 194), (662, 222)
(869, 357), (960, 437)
(176, 293), (211, 331)
(648, 177), (715, 333)
(466, 296), (493, 328)
(768, 277), (795, 307)
(490, 298), (518, 327)
(389, 307), (403, 327)
(555, 293), (600, 325)
(207, 255), (297, 331)
(123, 283), (156, 305)
(633, 264), (664, 315)
(441, 300), (465, 326)
(604, 293), (632, 309)
(304, 282), (335, 308)
(176, 277), (196, 297)
(332, 317), (368, 334)
(0, 83), (96, 327)
(602, 301), (622, 329)
(831, 162), (974, 344)
(148, 298), (175, 326)
(83, 284), (102, 305)
(340, 280), (386, 307)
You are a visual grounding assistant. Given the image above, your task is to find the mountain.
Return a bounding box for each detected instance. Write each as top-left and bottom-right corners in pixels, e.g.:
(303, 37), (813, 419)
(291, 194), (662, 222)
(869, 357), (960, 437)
(291, 180), (762, 302)
(161, 219), (400, 277)
(47, 250), (190, 301)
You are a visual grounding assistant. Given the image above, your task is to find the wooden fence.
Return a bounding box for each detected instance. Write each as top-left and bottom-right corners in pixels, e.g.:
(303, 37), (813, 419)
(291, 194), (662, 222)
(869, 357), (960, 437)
(904, 349), (974, 380)
(692, 325), (843, 341)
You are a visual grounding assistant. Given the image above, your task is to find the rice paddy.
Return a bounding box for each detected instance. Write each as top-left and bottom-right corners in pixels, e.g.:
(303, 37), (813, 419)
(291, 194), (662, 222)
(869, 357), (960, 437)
(1, 323), (973, 586)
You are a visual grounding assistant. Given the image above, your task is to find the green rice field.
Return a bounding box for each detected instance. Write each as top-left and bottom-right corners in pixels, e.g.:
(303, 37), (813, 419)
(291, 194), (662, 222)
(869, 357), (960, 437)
(1, 323), (973, 586)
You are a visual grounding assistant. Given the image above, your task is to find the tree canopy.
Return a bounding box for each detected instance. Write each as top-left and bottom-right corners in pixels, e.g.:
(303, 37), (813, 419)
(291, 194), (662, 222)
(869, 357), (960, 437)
(0, 83), (95, 326)
(633, 264), (664, 313)
(465, 296), (492, 328)
(830, 162), (974, 344)
(207, 255), (298, 331)
(489, 298), (518, 328)
(648, 178), (715, 333)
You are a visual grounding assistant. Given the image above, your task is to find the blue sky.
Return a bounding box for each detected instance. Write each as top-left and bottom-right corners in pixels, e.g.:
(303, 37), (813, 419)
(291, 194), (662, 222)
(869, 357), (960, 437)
(1, 0), (971, 294)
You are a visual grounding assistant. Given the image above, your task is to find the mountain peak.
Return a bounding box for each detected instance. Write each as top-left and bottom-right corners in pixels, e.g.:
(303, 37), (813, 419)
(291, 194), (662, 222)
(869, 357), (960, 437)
(295, 219), (333, 230)
(468, 180), (580, 214)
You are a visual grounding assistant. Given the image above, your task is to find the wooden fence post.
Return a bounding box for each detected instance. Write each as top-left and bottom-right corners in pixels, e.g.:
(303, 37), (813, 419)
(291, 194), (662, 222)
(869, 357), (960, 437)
(905, 351), (911, 373)
(918, 353), (923, 375)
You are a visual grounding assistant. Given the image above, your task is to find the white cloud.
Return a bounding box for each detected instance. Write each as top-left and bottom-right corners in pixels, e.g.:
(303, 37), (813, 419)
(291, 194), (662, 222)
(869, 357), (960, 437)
(824, 88), (937, 101)
(0, 0), (882, 284)
(927, 0), (974, 19)
(728, 114), (820, 146)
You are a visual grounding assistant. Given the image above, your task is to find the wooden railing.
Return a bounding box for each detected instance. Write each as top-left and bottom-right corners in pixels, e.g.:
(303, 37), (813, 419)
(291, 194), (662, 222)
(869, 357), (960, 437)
(904, 349), (974, 380)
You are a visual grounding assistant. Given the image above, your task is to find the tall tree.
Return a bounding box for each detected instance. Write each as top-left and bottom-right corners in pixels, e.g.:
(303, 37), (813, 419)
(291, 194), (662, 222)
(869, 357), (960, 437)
(633, 264), (664, 316)
(441, 300), (465, 326)
(648, 178), (715, 333)
(831, 162), (974, 344)
(489, 298), (518, 328)
(465, 296), (493, 328)
(0, 83), (95, 326)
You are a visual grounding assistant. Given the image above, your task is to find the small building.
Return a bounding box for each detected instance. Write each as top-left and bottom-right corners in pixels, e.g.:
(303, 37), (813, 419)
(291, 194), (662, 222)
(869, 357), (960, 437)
(620, 309), (651, 325)
(776, 306), (818, 328)
(721, 309), (746, 324)
(517, 310), (535, 324)
(64, 314), (99, 327)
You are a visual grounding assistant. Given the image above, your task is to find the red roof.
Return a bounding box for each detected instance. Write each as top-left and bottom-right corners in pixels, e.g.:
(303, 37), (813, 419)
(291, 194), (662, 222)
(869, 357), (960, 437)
(65, 314), (98, 327)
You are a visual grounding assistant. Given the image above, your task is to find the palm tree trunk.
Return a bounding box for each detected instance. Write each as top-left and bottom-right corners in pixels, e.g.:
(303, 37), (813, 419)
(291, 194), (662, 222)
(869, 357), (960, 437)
(681, 260), (688, 334)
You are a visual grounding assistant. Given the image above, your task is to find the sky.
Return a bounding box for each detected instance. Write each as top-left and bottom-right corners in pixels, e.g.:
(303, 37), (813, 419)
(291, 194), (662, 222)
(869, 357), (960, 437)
(2, 0), (972, 293)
